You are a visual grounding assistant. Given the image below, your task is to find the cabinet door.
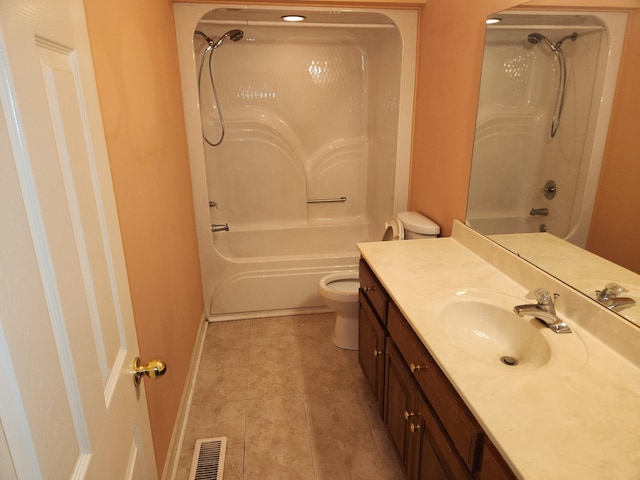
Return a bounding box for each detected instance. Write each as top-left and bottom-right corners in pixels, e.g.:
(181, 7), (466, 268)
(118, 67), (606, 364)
(478, 440), (518, 480)
(384, 339), (416, 471)
(359, 259), (389, 324)
(410, 395), (472, 480)
(358, 291), (386, 414)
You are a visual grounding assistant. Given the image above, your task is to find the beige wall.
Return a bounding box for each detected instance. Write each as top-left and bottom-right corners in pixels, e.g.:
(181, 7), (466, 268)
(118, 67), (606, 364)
(587, 9), (640, 274)
(409, 0), (523, 237)
(83, 0), (203, 474)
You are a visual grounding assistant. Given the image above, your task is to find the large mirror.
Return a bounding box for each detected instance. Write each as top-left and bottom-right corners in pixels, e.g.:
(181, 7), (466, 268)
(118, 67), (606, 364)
(466, 9), (640, 325)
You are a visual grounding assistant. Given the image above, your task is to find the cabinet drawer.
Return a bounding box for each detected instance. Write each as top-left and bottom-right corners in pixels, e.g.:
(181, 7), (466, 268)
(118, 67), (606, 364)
(359, 259), (388, 324)
(388, 302), (483, 472)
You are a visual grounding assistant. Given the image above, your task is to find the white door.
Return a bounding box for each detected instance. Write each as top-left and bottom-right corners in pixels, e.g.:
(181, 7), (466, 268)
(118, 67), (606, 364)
(0, 0), (159, 478)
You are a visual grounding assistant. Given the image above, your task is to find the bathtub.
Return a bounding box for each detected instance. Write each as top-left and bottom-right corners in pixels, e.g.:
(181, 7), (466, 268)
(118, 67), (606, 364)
(206, 226), (368, 320)
(466, 216), (544, 236)
(174, 4), (417, 319)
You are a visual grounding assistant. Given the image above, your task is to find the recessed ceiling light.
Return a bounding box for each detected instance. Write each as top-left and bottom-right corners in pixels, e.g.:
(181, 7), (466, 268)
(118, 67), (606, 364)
(281, 15), (306, 22)
(486, 18), (502, 25)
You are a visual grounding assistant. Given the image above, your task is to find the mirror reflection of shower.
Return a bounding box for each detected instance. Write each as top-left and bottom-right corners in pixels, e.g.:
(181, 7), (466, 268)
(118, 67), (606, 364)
(195, 29), (244, 146)
(527, 31), (577, 138)
(466, 12), (626, 248)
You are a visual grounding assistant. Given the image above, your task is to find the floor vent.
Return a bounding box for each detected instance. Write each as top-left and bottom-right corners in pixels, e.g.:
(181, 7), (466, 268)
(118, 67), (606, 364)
(188, 437), (227, 480)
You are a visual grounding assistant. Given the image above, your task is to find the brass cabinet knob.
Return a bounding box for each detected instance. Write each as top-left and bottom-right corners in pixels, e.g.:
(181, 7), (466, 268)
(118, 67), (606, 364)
(410, 363), (426, 373)
(131, 357), (167, 386)
(373, 349), (382, 357)
(404, 410), (416, 421)
(363, 285), (376, 292)
(410, 422), (421, 433)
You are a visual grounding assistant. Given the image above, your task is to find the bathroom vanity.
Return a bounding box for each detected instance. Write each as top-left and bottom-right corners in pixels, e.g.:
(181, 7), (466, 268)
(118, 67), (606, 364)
(357, 221), (640, 479)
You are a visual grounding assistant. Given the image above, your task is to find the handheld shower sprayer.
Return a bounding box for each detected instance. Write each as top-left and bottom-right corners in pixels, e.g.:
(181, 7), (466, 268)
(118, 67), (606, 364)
(212, 29), (244, 49)
(527, 31), (578, 138)
(194, 29), (245, 146)
(195, 29), (244, 50)
(527, 33), (558, 52)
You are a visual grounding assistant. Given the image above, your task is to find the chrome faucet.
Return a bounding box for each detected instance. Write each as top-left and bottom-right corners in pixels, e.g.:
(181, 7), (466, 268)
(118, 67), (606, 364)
(513, 289), (572, 333)
(595, 282), (636, 311)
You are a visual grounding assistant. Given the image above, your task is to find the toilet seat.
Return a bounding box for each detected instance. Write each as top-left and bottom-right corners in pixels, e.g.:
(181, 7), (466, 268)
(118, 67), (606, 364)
(383, 216), (404, 241)
(318, 272), (360, 301)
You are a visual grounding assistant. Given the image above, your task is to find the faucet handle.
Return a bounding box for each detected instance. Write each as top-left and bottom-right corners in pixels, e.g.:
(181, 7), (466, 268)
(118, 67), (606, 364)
(526, 289), (559, 307)
(526, 288), (551, 305)
(596, 282), (627, 302)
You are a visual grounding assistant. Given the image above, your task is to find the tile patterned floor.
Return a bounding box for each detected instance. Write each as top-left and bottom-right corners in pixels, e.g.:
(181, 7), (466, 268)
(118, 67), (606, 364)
(175, 313), (405, 480)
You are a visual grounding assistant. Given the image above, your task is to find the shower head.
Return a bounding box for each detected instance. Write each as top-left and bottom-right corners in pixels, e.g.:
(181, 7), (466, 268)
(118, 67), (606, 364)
(528, 32), (558, 52)
(528, 32), (578, 52)
(212, 29), (244, 49)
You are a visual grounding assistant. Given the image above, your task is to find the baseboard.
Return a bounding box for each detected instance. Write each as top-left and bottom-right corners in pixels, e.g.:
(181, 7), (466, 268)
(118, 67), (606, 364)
(160, 312), (208, 480)
(207, 306), (331, 322)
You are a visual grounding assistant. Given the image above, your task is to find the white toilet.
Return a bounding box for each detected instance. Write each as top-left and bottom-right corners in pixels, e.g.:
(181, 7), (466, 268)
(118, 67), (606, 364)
(318, 211), (440, 350)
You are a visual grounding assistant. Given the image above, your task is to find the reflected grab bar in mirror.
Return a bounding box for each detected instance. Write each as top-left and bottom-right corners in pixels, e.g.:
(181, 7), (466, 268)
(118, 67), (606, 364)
(307, 197), (347, 204)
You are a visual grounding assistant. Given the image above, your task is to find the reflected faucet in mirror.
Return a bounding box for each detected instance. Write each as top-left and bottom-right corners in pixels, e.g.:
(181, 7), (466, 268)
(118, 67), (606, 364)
(595, 283), (637, 312)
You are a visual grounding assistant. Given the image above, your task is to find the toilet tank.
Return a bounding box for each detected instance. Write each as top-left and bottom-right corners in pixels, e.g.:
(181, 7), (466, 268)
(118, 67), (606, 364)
(398, 211), (440, 239)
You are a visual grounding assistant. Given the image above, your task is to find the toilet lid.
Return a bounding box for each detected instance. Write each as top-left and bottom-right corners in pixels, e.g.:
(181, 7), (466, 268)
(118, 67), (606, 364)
(382, 216), (404, 241)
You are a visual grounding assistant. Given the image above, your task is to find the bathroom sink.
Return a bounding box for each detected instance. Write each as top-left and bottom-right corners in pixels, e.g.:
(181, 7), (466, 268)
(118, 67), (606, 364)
(429, 290), (587, 371)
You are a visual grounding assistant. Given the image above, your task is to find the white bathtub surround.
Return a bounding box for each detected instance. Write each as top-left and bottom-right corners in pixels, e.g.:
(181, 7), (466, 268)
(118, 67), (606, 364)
(358, 221), (640, 478)
(174, 4), (418, 319)
(467, 11), (627, 247)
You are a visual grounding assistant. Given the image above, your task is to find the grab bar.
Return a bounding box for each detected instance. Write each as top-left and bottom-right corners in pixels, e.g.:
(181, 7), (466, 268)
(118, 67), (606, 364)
(307, 197), (347, 204)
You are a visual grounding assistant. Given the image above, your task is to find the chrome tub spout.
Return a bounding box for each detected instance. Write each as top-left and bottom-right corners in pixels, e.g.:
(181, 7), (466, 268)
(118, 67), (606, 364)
(530, 208), (549, 216)
(211, 223), (229, 232)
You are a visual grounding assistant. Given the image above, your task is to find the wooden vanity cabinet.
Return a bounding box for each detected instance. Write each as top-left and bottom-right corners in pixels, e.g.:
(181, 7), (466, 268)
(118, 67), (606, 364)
(359, 291), (386, 415)
(359, 259), (388, 324)
(358, 259), (389, 415)
(387, 302), (483, 473)
(411, 394), (471, 480)
(384, 339), (415, 470)
(477, 440), (518, 480)
(358, 258), (517, 480)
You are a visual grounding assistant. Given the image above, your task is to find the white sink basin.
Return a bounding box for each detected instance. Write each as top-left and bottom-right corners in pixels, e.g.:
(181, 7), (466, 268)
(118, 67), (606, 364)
(430, 290), (587, 371)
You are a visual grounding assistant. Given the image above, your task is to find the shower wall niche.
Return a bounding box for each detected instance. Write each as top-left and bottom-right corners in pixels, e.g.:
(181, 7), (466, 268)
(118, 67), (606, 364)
(174, 5), (417, 318)
(467, 11), (626, 247)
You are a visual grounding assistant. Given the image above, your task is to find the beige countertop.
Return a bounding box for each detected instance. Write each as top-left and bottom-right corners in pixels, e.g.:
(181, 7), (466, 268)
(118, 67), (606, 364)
(358, 222), (640, 479)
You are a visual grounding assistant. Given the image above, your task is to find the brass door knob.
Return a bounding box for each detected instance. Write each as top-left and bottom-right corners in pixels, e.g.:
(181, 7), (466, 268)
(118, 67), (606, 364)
(131, 357), (167, 386)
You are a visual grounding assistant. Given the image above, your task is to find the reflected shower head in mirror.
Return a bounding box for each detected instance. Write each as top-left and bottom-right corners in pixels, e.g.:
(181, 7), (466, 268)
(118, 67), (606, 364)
(527, 32), (577, 52)
(527, 32), (558, 52)
(527, 31), (578, 138)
